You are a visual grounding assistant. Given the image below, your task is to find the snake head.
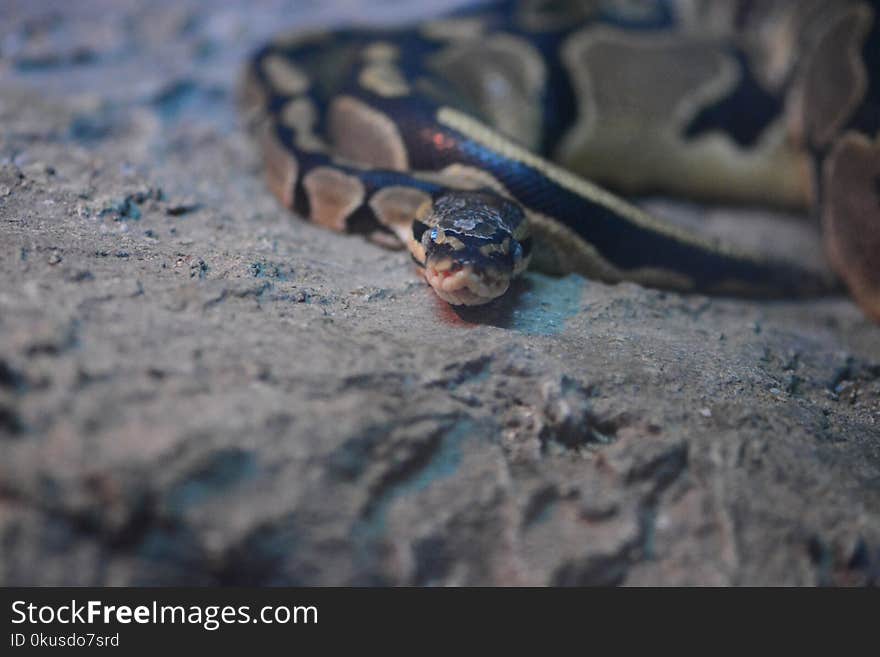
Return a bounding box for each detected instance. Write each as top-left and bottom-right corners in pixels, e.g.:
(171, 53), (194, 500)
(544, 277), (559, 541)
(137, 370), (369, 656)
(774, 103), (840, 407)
(411, 190), (531, 306)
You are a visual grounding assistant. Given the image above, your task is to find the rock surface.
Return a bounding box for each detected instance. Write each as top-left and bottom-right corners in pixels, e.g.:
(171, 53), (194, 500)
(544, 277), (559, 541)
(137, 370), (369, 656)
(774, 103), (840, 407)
(1, 0), (879, 586)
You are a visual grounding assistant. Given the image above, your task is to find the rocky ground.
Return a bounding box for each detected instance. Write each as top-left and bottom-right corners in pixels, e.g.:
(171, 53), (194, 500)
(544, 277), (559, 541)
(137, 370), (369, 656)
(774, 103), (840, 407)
(1, 0), (879, 586)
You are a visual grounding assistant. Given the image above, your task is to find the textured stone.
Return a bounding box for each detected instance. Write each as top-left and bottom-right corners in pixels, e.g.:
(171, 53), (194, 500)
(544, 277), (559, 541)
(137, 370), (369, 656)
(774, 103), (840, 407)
(0, 0), (878, 586)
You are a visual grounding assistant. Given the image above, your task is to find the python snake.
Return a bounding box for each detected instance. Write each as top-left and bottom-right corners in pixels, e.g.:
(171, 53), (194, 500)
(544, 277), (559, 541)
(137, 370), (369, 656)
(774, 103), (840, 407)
(240, 0), (880, 319)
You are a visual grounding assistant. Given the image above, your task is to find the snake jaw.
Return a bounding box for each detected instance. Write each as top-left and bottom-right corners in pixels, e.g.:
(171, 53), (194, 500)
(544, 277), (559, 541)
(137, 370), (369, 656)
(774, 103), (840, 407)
(424, 257), (510, 305)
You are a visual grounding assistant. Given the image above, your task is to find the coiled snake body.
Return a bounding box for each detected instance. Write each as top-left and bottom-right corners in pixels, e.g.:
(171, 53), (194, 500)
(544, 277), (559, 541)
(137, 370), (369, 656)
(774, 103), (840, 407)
(240, 0), (880, 318)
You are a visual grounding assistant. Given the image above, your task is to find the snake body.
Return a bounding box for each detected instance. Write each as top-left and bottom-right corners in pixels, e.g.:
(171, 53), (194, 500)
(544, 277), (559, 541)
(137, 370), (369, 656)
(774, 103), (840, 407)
(240, 0), (880, 316)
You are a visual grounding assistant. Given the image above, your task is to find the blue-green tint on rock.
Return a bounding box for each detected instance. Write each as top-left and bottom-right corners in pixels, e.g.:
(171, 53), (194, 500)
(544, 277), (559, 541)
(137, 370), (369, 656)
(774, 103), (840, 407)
(511, 273), (585, 336)
(165, 448), (258, 515)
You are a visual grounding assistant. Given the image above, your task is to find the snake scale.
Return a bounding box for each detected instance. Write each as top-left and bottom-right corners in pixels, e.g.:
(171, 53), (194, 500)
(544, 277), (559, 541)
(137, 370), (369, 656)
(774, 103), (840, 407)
(240, 0), (880, 319)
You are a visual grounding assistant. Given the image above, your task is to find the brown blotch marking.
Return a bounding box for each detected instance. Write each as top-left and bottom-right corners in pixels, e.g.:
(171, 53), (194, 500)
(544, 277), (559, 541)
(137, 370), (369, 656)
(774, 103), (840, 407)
(363, 41), (400, 62)
(281, 97), (316, 131)
(358, 63), (410, 98)
(414, 197), (434, 222)
(428, 34), (545, 149)
(360, 41), (407, 96)
(280, 97), (327, 152)
(302, 167), (365, 233)
(328, 96), (409, 170)
(822, 131), (880, 322)
(555, 28), (809, 206)
(559, 28), (736, 148)
(262, 54), (309, 95)
(258, 124), (299, 209)
(436, 164), (509, 194)
(793, 4), (873, 149)
(368, 186), (432, 243)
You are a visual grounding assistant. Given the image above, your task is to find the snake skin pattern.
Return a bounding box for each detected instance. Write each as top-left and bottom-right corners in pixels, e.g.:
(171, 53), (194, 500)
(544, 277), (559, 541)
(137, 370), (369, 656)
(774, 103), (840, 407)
(240, 0), (880, 317)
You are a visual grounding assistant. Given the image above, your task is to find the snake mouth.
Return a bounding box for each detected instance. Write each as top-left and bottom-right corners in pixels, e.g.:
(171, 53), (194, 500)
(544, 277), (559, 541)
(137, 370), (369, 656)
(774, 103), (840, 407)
(424, 257), (510, 306)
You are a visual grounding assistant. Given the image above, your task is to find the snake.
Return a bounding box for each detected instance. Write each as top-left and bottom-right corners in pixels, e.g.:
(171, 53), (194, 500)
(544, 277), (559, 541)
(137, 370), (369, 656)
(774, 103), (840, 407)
(239, 0), (880, 318)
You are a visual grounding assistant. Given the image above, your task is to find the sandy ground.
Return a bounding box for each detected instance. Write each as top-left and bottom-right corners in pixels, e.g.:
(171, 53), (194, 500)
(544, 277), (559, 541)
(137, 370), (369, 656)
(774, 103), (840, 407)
(1, 0), (879, 586)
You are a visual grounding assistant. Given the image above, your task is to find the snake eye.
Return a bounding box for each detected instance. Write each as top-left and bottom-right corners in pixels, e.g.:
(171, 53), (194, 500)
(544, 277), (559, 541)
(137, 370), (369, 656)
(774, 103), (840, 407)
(430, 228), (439, 241)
